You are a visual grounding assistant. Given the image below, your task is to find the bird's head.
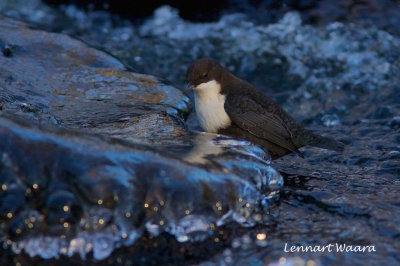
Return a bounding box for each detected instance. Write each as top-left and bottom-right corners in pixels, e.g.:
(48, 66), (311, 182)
(186, 58), (223, 93)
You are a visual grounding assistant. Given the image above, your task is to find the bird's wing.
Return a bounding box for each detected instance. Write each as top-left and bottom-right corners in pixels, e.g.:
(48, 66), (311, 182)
(225, 95), (299, 153)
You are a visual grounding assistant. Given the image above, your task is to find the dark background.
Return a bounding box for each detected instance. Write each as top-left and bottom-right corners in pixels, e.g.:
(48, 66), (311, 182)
(43, 0), (400, 36)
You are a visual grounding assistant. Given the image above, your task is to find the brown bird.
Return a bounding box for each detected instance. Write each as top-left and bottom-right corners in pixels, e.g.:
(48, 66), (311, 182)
(186, 58), (344, 159)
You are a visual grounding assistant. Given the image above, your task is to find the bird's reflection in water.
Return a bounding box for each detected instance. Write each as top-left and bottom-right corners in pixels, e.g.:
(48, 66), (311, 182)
(183, 131), (272, 166)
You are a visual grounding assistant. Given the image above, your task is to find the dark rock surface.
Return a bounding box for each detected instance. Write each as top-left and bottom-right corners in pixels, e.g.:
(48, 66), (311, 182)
(0, 14), (189, 145)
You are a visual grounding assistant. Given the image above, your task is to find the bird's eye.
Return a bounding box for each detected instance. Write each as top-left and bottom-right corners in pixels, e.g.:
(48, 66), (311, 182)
(201, 72), (208, 78)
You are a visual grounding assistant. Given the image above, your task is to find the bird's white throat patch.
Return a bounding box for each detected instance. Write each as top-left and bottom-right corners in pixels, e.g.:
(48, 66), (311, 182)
(193, 80), (231, 133)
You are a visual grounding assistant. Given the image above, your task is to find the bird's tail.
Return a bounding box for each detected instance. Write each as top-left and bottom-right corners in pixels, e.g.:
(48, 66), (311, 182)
(304, 131), (345, 152)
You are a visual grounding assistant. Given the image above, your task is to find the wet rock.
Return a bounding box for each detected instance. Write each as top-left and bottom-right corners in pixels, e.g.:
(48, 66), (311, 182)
(0, 14), (189, 145)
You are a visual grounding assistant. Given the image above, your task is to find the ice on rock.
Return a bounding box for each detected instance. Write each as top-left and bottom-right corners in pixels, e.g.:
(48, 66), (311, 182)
(68, 236), (88, 259)
(266, 167), (284, 191)
(167, 215), (212, 242)
(92, 233), (114, 260)
(0, 117), (282, 260)
(23, 237), (61, 259)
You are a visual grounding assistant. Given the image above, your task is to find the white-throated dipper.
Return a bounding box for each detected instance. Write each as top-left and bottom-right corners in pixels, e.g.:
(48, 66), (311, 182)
(186, 58), (344, 158)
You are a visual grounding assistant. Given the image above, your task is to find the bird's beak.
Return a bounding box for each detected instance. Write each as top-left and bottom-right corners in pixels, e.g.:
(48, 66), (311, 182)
(184, 83), (194, 94)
